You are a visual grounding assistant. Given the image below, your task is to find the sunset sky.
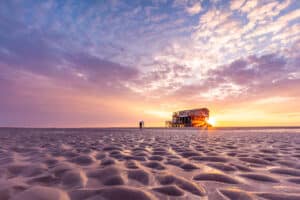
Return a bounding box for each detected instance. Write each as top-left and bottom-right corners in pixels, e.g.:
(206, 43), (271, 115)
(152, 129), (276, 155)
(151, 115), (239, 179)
(0, 0), (300, 127)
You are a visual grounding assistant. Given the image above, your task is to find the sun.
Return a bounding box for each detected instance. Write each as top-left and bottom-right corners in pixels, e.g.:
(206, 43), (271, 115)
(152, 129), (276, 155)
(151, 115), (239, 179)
(207, 117), (216, 126)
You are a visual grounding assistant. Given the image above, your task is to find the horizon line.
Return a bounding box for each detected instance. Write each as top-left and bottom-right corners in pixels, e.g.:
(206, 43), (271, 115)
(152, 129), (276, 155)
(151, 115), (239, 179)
(1, 126), (300, 129)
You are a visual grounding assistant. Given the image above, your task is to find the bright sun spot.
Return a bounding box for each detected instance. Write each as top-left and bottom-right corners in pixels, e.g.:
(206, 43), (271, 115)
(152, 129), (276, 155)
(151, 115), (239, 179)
(207, 117), (216, 126)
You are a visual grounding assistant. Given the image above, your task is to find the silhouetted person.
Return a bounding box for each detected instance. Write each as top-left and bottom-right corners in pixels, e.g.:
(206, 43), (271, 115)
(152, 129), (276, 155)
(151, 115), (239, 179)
(139, 120), (144, 129)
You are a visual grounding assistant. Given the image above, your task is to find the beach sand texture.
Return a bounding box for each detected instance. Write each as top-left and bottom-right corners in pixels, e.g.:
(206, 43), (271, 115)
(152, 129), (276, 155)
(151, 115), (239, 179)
(0, 128), (300, 200)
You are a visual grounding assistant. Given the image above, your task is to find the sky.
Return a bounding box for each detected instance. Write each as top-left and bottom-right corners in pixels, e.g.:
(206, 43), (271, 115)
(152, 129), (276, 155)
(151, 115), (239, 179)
(0, 0), (299, 127)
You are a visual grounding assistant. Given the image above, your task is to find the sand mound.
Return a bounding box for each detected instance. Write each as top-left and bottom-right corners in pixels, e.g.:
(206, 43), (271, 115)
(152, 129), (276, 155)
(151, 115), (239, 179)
(269, 168), (300, 177)
(101, 187), (155, 200)
(208, 163), (236, 172)
(27, 174), (59, 186)
(10, 186), (69, 200)
(52, 163), (73, 177)
(165, 159), (183, 166)
(276, 161), (300, 169)
(125, 160), (139, 169)
(153, 185), (184, 196)
(0, 151), (14, 165)
(219, 188), (255, 200)
(62, 169), (87, 188)
(103, 146), (123, 151)
(95, 153), (106, 160)
(143, 161), (165, 170)
(180, 151), (201, 158)
(44, 159), (59, 167)
(69, 186), (156, 200)
(128, 169), (150, 185)
(62, 151), (78, 158)
(103, 175), (124, 186)
(193, 173), (239, 184)
(287, 178), (300, 184)
(157, 174), (206, 196)
(148, 155), (164, 161)
(0, 179), (28, 200)
(7, 164), (46, 177)
(191, 156), (228, 162)
(240, 173), (279, 182)
(132, 156), (147, 161)
(101, 158), (116, 166)
(179, 163), (199, 171)
(232, 163), (253, 172)
(257, 192), (300, 200)
(239, 157), (270, 165)
(87, 166), (124, 186)
(70, 155), (93, 165)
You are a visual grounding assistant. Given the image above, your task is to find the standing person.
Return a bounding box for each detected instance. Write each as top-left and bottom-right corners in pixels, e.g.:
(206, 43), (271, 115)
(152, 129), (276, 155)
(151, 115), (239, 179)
(139, 121), (143, 129)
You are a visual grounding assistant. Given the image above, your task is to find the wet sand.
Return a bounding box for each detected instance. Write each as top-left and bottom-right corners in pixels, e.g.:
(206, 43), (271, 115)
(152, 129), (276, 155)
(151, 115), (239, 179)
(0, 128), (300, 200)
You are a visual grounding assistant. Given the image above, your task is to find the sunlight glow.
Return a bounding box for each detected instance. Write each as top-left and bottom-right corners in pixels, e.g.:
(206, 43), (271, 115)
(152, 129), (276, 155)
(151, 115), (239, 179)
(207, 117), (216, 126)
(145, 110), (171, 119)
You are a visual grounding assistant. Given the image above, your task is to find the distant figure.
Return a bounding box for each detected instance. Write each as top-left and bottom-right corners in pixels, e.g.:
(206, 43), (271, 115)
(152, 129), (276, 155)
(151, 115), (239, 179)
(139, 120), (144, 129)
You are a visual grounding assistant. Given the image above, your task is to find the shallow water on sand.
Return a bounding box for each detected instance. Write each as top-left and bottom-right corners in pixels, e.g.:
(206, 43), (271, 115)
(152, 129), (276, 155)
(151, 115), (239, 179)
(0, 128), (300, 200)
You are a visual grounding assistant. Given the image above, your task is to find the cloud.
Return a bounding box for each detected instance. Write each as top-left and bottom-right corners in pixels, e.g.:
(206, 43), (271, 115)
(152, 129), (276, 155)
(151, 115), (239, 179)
(230, 0), (246, 10)
(173, 0), (202, 15)
(64, 52), (138, 85)
(205, 52), (300, 99)
(254, 96), (294, 104)
(210, 54), (287, 84)
(164, 48), (300, 105)
(0, 11), (138, 95)
(278, 8), (300, 23)
(186, 2), (202, 15)
(241, 0), (258, 13)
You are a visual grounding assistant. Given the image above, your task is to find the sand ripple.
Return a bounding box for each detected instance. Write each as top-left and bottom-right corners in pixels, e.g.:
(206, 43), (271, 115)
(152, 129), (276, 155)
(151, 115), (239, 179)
(69, 186), (156, 200)
(239, 173), (279, 183)
(269, 168), (300, 177)
(219, 188), (255, 200)
(153, 185), (184, 196)
(11, 186), (69, 200)
(257, 192), (300, 200)
(128, 169), (150, 185)
(0, 128), (299, 199)
(193, 173), (239, 184)
(157, 174), (206, 196)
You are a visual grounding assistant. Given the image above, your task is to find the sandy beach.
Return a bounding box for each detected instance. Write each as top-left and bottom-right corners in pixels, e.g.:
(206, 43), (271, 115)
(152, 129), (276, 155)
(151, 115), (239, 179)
(0, 128), (300, 200)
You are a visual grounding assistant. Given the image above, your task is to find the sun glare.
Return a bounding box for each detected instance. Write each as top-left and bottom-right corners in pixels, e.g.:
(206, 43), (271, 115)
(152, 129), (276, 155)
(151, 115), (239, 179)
(207, 117), (216, 126)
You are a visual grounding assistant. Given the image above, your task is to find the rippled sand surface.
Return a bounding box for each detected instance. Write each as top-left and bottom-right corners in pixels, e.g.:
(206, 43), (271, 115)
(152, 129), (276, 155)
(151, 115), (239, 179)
(0, 128), (300, 200)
